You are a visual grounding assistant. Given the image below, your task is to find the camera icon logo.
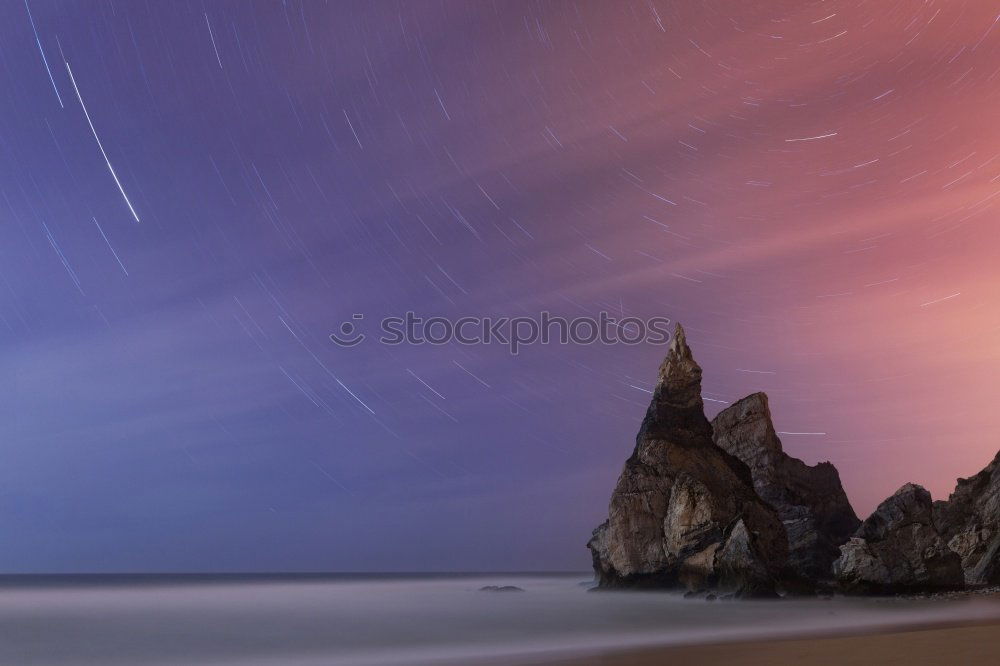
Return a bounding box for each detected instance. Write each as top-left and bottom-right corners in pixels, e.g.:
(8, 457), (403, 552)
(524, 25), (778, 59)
(330, 314), (366, 347)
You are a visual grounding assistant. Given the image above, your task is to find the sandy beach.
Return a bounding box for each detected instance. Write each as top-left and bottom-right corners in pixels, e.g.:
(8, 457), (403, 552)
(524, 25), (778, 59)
(529, 621), (1000, 665)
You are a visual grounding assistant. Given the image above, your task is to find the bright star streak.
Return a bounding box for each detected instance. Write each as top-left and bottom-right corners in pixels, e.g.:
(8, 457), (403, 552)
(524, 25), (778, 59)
(23, 0), (63, 108)
(93, 217), (129, 276)
(65, 60), (143, 224)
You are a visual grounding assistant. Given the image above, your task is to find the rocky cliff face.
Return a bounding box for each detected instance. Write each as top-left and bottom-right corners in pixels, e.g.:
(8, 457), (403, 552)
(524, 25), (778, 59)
(833, 484), (964, 593)
(587, 325), (789, 597)
(711, 393), (859, 582)
(933, 451), (1000, 585)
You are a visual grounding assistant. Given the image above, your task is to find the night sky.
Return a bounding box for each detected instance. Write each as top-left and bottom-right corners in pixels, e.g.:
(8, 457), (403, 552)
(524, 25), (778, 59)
(2, 1), (1000, 573)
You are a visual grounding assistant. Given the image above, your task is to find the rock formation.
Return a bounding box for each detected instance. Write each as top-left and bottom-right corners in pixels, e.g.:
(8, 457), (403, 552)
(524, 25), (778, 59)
(587, 324), (789, 597)
(833, 484), (964, 593)
(833, 453), (1000, 593)
(589, 323), (1000, 596)
(711, 393), (859, 582)
(933, 451), (1000, 585)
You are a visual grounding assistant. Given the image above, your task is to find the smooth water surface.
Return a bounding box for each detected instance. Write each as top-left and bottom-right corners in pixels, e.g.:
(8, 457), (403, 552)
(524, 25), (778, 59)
(1, 574), (998, 665)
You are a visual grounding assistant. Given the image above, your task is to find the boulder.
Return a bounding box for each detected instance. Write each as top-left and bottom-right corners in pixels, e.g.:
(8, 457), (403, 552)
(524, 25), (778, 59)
(478, 585), (524, 592)
(833, 484), (964, 593)
(712, 393), (859, 582)
(587, 324), (788, 597)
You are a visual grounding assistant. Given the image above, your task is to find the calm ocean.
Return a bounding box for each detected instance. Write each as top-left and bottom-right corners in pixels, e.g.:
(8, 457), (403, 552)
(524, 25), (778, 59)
(0, 573), (998, 665)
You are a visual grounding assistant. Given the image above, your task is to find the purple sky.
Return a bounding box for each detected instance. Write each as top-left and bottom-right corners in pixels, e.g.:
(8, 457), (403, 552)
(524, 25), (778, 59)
(2, 1), (1000, 572)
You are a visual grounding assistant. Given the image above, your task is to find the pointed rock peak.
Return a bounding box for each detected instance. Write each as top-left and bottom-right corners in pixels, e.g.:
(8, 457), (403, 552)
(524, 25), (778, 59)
(859, 483), (934, 541)
(712, 392), (784, 457)
(878, 483), (933, 517)
(894, 482), (929, 498)
(726, 392), (773, 420)
(949, 450), (1000, 499)
(655, 323), (703, 404)
(670, 322), (692, 359)
(883, 484), (934, 513)
(737, 391), (769, 410)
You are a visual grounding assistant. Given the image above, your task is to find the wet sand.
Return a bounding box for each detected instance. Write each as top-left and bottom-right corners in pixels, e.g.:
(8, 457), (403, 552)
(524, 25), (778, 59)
(528, 621), (1000, 665)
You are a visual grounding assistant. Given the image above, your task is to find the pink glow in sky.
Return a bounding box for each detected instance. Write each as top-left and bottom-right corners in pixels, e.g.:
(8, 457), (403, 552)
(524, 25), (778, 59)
(3, 1), (1000, 571)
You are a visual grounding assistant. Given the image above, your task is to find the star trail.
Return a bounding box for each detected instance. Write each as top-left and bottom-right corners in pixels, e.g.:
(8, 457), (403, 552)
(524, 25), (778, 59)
(1, 1), (999, 572)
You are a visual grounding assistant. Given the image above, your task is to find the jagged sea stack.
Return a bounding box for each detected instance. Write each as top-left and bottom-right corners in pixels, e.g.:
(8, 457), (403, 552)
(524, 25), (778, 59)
(587, 324), (788, 597)
(834, 483), (964, 593)
(834, 451), (1000, 593)
(932, 451), (1000, 585)
(712, 393), (860, 583)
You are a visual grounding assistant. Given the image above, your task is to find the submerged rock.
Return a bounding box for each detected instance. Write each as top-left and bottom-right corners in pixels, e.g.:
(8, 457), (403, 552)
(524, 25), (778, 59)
(833, 484), (964, 594)
(478, 585), (524, 593)
(711, 393), (859, 582)
(587, 325), (788, 597)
